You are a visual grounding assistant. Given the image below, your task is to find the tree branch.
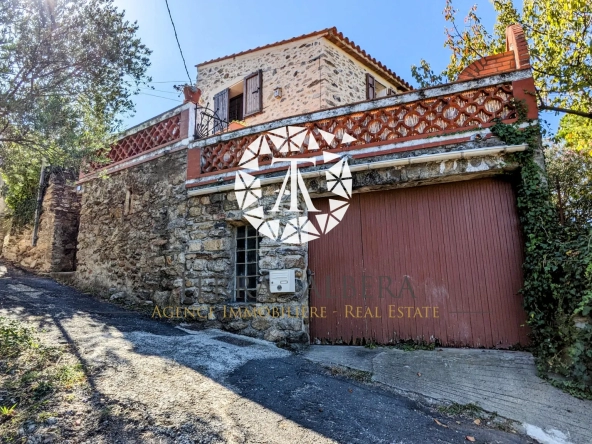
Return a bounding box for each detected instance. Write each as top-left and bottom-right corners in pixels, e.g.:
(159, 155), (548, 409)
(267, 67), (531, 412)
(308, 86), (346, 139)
(539, 105), (592, 119)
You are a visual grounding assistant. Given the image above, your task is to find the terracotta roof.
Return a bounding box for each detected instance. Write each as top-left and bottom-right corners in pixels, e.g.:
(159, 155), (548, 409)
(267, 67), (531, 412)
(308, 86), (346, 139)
(197, 27), (412, 91)
(323, 28), (412, 91)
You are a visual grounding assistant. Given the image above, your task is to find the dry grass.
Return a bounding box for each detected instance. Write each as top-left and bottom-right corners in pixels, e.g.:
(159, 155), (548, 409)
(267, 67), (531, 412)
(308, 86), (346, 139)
(0, 317), (88, 442)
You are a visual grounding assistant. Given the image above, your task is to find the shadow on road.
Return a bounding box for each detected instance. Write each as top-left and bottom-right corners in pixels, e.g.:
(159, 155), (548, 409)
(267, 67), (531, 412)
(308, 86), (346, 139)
(0, 262), (533, 443)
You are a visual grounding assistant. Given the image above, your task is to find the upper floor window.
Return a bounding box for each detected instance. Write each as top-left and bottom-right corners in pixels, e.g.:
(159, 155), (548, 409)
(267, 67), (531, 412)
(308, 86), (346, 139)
(243, 70), (262, 117)
(229, 94), (243, 122)
(213, 70), (262, 133)
(366, 74), (395, 100)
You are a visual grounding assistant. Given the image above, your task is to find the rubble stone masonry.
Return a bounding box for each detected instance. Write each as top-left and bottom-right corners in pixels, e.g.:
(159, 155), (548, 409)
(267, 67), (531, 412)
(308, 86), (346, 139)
(72, 133), (519, 345)
(75, 151), (187, 306)
(2, 171), (81, 272)
(196, 35), (401, 126)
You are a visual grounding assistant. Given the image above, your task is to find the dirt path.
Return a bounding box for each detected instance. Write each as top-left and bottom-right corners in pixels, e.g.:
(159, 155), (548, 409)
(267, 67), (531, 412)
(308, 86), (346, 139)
(0, 262), (535, 443)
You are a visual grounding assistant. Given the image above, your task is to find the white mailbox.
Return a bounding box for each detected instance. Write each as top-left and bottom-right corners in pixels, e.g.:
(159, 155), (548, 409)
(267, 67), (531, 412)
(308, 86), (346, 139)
(269, 269), (295, 293)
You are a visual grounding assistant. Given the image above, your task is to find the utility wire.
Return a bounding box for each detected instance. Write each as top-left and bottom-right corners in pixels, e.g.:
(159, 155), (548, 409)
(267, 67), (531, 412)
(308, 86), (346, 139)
(164, 0), (192, 84)
(141, 87), (181, 94)
(139, 92), (183, 102)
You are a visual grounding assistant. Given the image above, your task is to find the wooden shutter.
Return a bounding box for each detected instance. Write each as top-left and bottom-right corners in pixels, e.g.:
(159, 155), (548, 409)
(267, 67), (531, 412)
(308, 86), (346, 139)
(387, 88), (395, 96)
(243, 70), (262, 116)
(366, 73), (375, 100)
(213, 88), (229, 133)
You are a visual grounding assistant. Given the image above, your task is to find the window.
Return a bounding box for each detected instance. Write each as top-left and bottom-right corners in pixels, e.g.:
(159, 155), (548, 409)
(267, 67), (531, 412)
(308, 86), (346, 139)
(213, 88), (229, 133)
(229, 94), (244, 122)
(123, 189), (132, 215)
(366, 74), (395, 100)
(235, 225), (262, 302)
(366, 73), (375, 100)
(212, 70), (262, 133)
(243, 70), (262, 116)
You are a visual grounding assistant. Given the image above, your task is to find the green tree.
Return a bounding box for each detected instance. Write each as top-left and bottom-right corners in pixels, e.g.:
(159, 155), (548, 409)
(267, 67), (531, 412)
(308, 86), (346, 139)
(0, 0), (151, 222)
(546, 143), (592, 227)
(556, 114), (592, 153)
(411, 0), (592, 120)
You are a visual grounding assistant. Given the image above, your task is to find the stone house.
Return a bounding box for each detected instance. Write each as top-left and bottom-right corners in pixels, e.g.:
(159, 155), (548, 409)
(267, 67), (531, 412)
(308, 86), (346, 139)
(4, 25), (540, 348)
(195, 28), (410, 129)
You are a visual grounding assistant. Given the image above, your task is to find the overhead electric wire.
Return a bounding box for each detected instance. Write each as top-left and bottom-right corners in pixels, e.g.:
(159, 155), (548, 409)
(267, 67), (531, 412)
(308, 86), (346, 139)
(139, 92), (183, 102)
(140, 87), (181, 94)
(164, 0), (192, 84)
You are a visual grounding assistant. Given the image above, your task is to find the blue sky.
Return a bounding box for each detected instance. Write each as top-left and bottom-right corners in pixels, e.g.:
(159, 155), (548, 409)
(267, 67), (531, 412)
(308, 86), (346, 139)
(113, 0), (559, 132)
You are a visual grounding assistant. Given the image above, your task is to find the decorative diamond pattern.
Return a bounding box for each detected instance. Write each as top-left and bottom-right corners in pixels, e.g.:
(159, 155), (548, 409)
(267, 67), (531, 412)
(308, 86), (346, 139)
(200, 83), (516, 174)
(89, 114), (181, 170)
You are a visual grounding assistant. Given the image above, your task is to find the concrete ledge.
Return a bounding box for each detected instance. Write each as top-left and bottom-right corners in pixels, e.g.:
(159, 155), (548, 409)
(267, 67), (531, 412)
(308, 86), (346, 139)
(303, 345), (592, 444)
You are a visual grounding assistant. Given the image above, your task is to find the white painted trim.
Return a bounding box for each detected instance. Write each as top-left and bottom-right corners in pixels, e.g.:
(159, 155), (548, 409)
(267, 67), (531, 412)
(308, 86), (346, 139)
(186, 144), (527, 197)
(116, 102), (193, 141)
(187, 104), (196, 139)
(185, 123), (535, 187)
(78, 137), (191, 184)
(188, 69), (532, 150)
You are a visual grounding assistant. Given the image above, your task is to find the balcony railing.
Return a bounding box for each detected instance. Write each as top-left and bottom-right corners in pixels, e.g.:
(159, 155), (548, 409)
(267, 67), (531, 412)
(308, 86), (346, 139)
(198, 82), (517, 176)
(193, 104), (229, 139)
(83, 108), (188, 175)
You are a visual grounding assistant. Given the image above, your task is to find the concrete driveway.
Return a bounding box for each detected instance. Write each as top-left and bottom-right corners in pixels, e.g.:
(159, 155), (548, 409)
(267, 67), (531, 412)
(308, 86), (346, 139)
(0, 262), (537, 443)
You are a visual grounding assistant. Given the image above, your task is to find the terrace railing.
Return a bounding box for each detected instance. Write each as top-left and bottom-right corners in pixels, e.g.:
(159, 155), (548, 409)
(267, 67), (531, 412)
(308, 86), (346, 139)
(198, 82), (517, 176)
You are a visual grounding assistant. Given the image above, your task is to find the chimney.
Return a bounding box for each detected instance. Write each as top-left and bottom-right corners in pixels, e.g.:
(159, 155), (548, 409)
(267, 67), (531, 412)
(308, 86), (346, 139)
(506, 24), (531, 70)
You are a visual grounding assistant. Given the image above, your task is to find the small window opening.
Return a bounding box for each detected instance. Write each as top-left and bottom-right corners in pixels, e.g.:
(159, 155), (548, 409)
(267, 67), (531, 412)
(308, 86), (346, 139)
(124, 189), (132, 215)
(235, 225), (262, 302)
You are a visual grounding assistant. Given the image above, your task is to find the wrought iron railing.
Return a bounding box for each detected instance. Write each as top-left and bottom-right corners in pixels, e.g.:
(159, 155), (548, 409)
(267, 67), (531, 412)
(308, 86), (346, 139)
(193, 103), (229, 139)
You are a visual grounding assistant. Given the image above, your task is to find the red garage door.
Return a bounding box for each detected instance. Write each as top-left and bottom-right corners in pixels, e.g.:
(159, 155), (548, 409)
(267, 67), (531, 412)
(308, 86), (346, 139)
(308, 178), (529, 348)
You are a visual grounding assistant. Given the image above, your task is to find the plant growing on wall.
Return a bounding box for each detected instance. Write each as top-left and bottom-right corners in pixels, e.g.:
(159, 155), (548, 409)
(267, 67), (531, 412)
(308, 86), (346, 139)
(490, 105), (592, 398)
(0, 0), (152, 224)
(410, 0), (592, 397)
(411, 0), (592, 120)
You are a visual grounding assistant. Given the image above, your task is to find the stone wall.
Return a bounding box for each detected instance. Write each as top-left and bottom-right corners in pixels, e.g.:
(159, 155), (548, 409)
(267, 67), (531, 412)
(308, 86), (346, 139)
(74, 128), (521, 347)
(321, 39), (402, 108)
(43, 171), (81, 271)
(2, 222), (51, 272)
(75, 144), (310, 343)
(196, 35), (402, 127)
(182, 183), (309, 344)
(182, 137), (518, 344)
(197, 35), (324, 125)
(2, 171), (81, 272)
(75, 150), (187, 307)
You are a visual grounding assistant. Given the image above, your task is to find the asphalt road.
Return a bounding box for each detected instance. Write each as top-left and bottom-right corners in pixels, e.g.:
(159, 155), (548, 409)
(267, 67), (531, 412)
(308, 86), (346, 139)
(0, 262), (534, 443)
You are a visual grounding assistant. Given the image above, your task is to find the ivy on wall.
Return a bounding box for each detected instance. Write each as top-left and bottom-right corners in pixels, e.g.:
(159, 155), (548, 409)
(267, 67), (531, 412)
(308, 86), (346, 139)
(491, 102), (592, 399)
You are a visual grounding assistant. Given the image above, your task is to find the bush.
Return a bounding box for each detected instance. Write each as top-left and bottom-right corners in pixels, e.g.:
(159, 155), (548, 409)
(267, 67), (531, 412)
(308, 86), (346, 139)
(491, 114), (592, 399)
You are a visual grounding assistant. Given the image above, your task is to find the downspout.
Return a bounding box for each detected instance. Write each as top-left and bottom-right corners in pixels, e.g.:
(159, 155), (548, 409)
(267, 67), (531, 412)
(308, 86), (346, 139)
(31, 159), (47, 247)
